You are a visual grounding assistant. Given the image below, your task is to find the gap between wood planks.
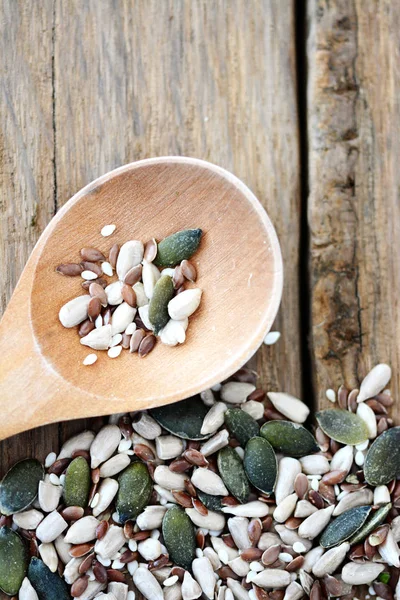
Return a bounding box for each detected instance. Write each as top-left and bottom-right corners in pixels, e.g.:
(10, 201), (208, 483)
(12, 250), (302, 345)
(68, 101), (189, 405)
(295, 0), (315, 412)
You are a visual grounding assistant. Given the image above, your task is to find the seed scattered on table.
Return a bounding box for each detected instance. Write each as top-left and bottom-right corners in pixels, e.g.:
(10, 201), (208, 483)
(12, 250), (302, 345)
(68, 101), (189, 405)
(57, 228), (203, 361)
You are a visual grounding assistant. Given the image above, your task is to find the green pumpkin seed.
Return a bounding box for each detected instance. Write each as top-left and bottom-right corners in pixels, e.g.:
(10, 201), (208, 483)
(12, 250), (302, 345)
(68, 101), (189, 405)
(260, 421), (319, 457)
(149, 276), (175, 334)
(0, 459), (43, 516)
(244, 437), (277, 495)
(316, 409), (369, 445)
(196, 491), (223, 512)
(63, 457), (91, 508)
(217, 446), (250, 504)
(364, 427), (400, 486)
(162, 505), (196, 570)
(154, 229), (202, 267)
(28, 557), (70, 600)
(116, 462), (153, 523)
(349, 503), (392, 545)
(224, 408), (260, 447)
(150, 397), (211, 440)
(319, 505), (372, 549)
(0, 527), (28, 595)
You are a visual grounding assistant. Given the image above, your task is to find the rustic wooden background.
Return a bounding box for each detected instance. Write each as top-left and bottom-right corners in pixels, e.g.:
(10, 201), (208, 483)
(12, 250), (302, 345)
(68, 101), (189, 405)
(0, 0), (398, 489)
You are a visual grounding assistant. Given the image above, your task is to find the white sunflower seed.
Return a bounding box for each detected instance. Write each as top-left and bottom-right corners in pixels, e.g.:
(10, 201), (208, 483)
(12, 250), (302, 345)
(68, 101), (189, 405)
(341, 561), (385, 585)
(267, 392), (309, 424)
(39, 542), (58, 572)
(64, 516), (100, 544)
(356, 402), (377, 439)
(54, 534), (72, 564)
(63, 557), (84, 584)
(154, 466), (186, 490)
(132, 413), (162, 440)
(101, 224), (116, 237)
(257, 532), (281, 551)
(138, 305), (153, 330)
(329, 445), (353, 474)
(142, 260), (161, 300)
(250, 569), (291, 589)
(185, 508), (225, 530)
(200, 402), (228, 435)
(116, 241), (144, 280)
(19, 577), (39, 600)
(200, 389), (216, 407)
(59, 295), (91, 328)
(191, 468), (228, 496)
(273, 493), (298, 523)
(138, 538), (162, 561)
(274, 525), (312, 552)
(45, 452), (57, 468)
(93, 478), (119, 517)
(111, 302), (136, 335)
(80, 324), (112, 350)
(36, 510), (68, 543)
(333, 489), (373, 516)
(136, 506), (167, 530)
(99, 453), (130, 478)
(294, 500), (318, 519)
(378, 528), (400, 567)
(275, 457), (302, 505)
(283, 581), (304, 600)
(192, 556), (215, 599)
(133, 282), (148, 307)
(226, 578), (250, 600)
(95, 525), (126, 560)
(228, 557), (250, 577)
(220, 382), (256, 404)
(357, 364), (392, 403)
(312, 542), (350, 577)
(155, 435), (184, 460)
(181, 571), (202, 600)
(90, 425), (122, 468)
(132, 567), (164, 600)
(374, 485), (391, 506)
(13, 509), (44, 530)
(298, 505), (335, 540)
(105, 281), (124, 305)
(299, 455), (330, 475)
(201, 429), (229, 456)
(168, 289), (202, 320)
(228, 517), (251, 549)
(108, 582), (128, 600)
(292, 541), (307, 554)
(241, 401), (264, 421)
(164, 576), (179, 587)
(125, 322), (137, 335)
(221, 501), (269, 518)
(211, 537), (239, 563)
(76, 580), (107, 600)
(159, 318), (188, 346)
(164, 583), (182, 600)
(110, 333), (123, 347)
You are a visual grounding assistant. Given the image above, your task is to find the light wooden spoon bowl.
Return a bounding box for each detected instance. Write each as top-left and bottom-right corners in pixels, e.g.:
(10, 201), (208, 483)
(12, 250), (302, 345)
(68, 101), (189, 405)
(0, 157), (283, 440)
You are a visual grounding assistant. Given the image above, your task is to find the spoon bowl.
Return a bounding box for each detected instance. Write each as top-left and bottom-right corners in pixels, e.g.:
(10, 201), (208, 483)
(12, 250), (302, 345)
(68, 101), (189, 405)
(0, 157), (282, 440)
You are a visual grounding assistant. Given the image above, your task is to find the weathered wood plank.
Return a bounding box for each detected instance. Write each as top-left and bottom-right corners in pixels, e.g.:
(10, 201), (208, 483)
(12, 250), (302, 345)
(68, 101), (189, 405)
(308, 0), (400, 412)
(0, 0), (300, 474)
(54, 0), (301, 409)
(0, 1), (59, 476)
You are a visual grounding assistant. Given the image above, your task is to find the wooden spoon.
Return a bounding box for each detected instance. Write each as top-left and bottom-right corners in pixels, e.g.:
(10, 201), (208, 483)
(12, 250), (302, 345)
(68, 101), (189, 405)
(0, 157), (282, 440)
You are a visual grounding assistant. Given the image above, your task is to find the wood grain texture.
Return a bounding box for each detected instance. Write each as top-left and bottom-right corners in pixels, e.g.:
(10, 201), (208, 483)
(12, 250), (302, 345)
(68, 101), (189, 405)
(308, 0), (400, 412)
(0, 0), (60, 479)
(53, 0), (301, 416)
(0, 0), (300, 474)
(0, 158), (283, 440)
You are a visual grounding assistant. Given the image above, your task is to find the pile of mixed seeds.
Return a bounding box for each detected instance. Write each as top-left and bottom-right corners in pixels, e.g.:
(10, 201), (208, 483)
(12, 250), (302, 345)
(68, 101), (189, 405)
(57, 227), (203, 363)
(1, 363), (400, 600)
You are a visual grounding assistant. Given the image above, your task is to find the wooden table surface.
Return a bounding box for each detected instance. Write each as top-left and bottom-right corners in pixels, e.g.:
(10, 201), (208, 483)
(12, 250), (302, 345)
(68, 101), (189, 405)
(0, 0), (398, 502)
